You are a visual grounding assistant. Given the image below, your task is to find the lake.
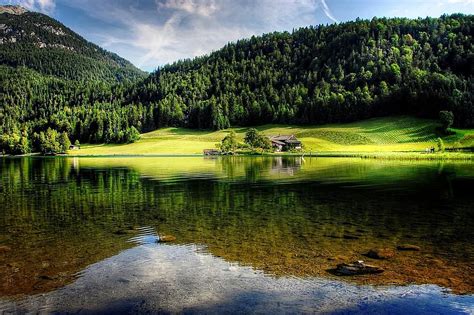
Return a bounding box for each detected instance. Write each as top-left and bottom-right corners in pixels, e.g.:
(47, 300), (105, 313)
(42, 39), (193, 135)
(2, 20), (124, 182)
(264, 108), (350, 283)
(0, 156), (473, 314)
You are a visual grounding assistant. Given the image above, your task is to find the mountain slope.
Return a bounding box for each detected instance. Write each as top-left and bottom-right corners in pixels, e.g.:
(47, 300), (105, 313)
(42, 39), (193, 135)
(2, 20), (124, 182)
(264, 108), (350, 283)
(0, 5), (145, 82)
(127, 14), (473, 130)
(1, 12), (473, 155)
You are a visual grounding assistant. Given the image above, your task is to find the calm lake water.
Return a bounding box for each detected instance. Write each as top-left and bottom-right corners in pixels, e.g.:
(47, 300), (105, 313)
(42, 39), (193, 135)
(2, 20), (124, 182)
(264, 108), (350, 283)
(0, 156), (473, 314)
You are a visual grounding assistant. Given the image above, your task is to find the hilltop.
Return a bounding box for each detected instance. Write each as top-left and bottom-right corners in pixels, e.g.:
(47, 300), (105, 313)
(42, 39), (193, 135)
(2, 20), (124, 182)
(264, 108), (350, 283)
(0, 5), (145, 82)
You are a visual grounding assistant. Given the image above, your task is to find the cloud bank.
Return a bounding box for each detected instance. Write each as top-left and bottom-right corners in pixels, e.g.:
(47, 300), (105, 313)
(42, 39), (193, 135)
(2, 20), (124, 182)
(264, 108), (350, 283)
(57, 0), (339, 70)
(7, 0), (472, 71)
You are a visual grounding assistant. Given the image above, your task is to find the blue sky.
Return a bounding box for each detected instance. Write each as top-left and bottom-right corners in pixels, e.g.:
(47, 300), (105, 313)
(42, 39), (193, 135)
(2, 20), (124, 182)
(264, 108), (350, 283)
(5, 0), (474, 71)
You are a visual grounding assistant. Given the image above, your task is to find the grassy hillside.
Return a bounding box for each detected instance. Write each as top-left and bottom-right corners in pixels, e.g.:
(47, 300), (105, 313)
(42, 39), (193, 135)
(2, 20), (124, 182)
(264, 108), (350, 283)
(73, 116), (474, 156)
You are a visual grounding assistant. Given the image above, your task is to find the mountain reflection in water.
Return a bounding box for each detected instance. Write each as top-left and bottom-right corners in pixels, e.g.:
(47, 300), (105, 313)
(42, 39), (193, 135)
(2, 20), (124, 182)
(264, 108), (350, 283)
(0, 157), (473, 313)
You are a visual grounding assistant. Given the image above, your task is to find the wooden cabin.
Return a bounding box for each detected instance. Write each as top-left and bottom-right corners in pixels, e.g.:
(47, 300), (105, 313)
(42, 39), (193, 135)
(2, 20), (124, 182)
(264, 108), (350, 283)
(269, 135), (302, 152)
(203, 149), (220, 156)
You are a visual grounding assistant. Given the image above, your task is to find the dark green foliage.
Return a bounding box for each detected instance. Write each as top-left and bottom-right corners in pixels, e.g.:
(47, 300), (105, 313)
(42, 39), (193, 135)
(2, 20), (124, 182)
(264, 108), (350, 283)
(244, 128), (272, 150)
(439, 110), (454, 132)
(124, 126), (140, 143)
(437, 137), (446, 152)
(0, 129), (30, 154)
(0, 9), (146, 154)
(37, 128), (61, 154)
(219, 131), (238, 153)
(244, 129), (259, 148)
(131, 14), (473, 129)
(1, 13), (473, 155)
(59, 131), (71, 153)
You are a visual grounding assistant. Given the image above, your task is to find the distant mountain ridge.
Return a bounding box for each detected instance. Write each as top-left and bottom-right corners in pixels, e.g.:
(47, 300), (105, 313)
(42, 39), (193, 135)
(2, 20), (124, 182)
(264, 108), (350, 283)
(127, 14), (473, 129)
(0, 5), (145, 82)
(0, 11), (473, 155)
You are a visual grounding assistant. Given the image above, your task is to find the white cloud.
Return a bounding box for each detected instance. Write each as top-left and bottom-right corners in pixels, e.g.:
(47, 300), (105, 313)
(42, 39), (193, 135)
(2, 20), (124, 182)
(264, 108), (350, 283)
(446, 0), (474, 3)
(157, 0), (218, 17)
(37, 0), (55, 12)
(318, 0), (339, 23)
(53, 0), (340, 70)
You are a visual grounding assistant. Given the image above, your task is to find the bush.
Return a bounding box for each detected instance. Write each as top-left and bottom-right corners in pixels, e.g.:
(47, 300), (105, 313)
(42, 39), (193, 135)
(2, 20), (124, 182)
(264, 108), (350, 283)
(439, 111), (454, 133)
(244, 129), (272, 151)
(59, 132), (71, 153)
(436, 138), (445, 152)
(123, 126), (140, 143)
(219, 131), (239, 153)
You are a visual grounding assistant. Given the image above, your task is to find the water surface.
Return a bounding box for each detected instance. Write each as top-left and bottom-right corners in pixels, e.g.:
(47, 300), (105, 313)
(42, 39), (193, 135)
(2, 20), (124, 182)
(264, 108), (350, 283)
(0, 157), (473, 313)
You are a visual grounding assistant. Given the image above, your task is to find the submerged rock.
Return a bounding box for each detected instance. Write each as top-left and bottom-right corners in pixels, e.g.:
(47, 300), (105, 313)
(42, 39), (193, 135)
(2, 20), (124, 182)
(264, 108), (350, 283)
(365, 248), (395, 259)
(343, 234), (360, 240)
(331, 261), (384, 276)
(0, 245), (11, 253)
(157, 235), (176, 243)
(38, 275), (55, 281)
(397, 244), (421, 251)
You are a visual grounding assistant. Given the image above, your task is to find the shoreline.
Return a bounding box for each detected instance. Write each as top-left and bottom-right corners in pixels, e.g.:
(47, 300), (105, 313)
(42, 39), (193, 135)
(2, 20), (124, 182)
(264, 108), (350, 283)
(2, 151), (474, 161)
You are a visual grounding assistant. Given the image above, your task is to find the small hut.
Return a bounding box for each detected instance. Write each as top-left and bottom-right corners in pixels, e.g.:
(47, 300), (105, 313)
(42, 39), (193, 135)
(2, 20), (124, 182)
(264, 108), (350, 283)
(268, 135), (302, 152)
(203, 149), (220, 156)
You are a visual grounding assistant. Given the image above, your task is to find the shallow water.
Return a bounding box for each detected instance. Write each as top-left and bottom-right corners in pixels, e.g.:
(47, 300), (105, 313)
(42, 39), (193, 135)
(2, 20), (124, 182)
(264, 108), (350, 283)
(0, 156), (473, 313)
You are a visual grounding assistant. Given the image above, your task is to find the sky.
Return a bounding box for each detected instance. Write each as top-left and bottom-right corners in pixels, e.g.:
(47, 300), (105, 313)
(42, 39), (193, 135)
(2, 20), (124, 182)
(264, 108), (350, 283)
(5, 0), (474, 71)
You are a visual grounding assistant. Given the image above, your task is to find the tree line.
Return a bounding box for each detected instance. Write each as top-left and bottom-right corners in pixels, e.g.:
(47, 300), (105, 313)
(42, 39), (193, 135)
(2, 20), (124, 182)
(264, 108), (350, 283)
(1, 14), (473, 154)
(131, 14), (473, 130)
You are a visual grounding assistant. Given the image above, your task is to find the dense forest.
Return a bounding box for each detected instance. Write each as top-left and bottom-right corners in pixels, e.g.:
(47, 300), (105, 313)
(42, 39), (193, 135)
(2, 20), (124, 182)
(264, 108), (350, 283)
(0, 7), (145, 154)
(1, 8), (473, 154)
(132, 14), (473, 130)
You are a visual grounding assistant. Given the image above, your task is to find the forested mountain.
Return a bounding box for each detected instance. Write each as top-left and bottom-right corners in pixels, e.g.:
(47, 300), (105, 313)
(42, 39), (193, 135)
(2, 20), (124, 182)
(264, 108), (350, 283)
(1, 9), (473, 155)
(0, 5), (145, 82)
(130, 14), (473, 130)
(0, 5), (146, 154)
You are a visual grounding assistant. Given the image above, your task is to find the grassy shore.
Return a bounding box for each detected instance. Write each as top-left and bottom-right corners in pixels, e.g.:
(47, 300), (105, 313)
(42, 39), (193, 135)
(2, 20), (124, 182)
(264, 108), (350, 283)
(70, 116), (474, 158)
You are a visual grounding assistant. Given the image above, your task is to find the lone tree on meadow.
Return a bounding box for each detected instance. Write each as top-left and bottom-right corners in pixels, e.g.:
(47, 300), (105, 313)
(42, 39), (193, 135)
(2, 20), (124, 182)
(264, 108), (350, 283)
(219, 131), (239, 153)
(439, 111), (454, 133)
(244, 128), (272, 151)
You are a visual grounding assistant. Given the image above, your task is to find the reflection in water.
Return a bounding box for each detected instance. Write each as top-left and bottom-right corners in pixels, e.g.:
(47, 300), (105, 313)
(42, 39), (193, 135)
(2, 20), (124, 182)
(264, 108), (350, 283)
(2, 244), (474, 314)
(0, 157), (473, 311)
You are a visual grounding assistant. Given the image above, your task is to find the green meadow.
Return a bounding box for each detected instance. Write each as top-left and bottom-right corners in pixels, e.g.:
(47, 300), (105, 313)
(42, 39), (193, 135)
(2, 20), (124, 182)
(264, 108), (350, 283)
(73, 116), (474, 157)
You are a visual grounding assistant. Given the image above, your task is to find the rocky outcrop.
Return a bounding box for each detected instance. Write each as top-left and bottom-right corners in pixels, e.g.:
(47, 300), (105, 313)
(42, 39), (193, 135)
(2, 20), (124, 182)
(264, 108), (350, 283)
(157, 235), (176, 243)
(0, 245), (11, 253)
(0, 5), (28, 15)
(331, 261), (384, 276)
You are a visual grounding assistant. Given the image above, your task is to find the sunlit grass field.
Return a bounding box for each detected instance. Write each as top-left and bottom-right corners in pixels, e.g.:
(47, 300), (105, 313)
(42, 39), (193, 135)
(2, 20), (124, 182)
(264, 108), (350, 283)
(74, 116), (474, 156)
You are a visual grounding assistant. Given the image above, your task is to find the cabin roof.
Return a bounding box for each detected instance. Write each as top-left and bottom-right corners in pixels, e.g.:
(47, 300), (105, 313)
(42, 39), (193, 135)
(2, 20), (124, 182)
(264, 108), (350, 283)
(271, 140), (286, 146)
(269, 135), (296, 141)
